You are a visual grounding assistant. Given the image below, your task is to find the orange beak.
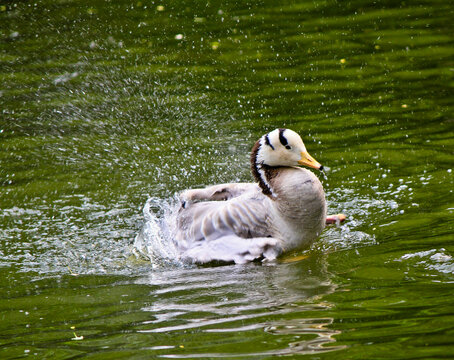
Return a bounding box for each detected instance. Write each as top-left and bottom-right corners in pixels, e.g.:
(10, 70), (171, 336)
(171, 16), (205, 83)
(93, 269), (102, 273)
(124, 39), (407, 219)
(297, 151), (323, 170)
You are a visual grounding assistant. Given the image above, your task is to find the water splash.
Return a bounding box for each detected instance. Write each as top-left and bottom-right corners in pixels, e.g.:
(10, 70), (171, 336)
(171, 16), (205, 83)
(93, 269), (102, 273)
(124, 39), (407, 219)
(133, 197), (181, 268)
(397, 248), (454, 275)
(0, 194), (139, 277)
(320, 166), (329, 180)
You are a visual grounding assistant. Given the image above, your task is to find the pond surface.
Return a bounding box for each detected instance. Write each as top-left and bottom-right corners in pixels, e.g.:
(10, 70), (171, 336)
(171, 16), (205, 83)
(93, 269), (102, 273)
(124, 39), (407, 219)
(1, 0), (453, 358)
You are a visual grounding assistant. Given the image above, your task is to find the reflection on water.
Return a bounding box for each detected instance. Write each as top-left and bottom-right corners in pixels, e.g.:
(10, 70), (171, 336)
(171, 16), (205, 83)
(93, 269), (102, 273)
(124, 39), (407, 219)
(134, 261), (344, 357)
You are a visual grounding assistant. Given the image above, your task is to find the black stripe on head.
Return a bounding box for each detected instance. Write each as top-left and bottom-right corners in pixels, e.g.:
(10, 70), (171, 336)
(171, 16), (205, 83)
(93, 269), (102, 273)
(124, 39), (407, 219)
(264, 134), (274, 150)
(279, 128), (291, 149)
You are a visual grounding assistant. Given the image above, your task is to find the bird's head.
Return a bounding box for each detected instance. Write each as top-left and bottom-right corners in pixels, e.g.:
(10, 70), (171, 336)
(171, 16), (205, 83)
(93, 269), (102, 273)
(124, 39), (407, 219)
(254, 128), (323, 170)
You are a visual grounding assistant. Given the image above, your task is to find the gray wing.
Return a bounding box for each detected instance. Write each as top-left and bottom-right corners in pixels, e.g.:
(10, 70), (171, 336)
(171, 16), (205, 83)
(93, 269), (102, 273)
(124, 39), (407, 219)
(176, 192), (282, 264)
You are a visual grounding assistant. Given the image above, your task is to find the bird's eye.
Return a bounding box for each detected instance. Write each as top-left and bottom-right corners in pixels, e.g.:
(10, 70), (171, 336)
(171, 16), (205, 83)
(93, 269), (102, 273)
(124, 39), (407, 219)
(285, 145), (291, 150)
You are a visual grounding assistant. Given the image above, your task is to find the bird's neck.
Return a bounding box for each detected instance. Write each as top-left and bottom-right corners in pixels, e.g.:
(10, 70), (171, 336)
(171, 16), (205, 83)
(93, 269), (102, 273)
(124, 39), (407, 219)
(250, 140), (281, 197)
(255, 164), (282, 197)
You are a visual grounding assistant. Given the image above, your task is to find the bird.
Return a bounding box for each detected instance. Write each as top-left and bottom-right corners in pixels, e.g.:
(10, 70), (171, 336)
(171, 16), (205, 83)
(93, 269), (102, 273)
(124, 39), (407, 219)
(175, 128), (345, 264)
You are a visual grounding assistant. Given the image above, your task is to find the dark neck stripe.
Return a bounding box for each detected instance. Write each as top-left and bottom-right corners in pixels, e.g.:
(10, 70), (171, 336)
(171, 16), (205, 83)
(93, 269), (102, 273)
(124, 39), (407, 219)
(264, 134), (274, 150)
(250, 140), (273, 196)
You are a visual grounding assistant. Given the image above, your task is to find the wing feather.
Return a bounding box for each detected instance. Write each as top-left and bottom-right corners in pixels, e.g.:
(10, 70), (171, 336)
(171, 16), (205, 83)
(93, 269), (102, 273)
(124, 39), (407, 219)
(175, 190), (274, 263)
(181, 235), (282, 264)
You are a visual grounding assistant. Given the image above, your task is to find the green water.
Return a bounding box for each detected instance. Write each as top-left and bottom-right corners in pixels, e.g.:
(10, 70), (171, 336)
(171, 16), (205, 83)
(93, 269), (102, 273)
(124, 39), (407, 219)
(1, 0), (453, 358)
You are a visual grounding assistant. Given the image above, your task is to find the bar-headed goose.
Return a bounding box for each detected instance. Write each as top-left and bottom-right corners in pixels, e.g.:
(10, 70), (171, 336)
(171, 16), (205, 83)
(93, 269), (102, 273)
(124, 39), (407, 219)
(175, 128), (343, 264)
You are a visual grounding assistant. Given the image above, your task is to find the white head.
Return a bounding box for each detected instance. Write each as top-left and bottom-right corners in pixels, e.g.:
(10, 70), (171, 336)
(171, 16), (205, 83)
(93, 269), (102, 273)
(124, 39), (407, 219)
(250, 129), (323, 197)
(256, 129), (323, 170)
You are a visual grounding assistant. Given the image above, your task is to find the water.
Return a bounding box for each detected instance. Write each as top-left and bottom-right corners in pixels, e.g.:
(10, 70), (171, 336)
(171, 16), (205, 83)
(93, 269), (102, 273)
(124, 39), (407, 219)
(1, 0), (453, 358)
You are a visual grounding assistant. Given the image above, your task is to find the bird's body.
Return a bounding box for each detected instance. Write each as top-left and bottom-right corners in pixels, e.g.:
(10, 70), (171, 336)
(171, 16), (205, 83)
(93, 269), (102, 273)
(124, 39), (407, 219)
(174, 129), (331, 264)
